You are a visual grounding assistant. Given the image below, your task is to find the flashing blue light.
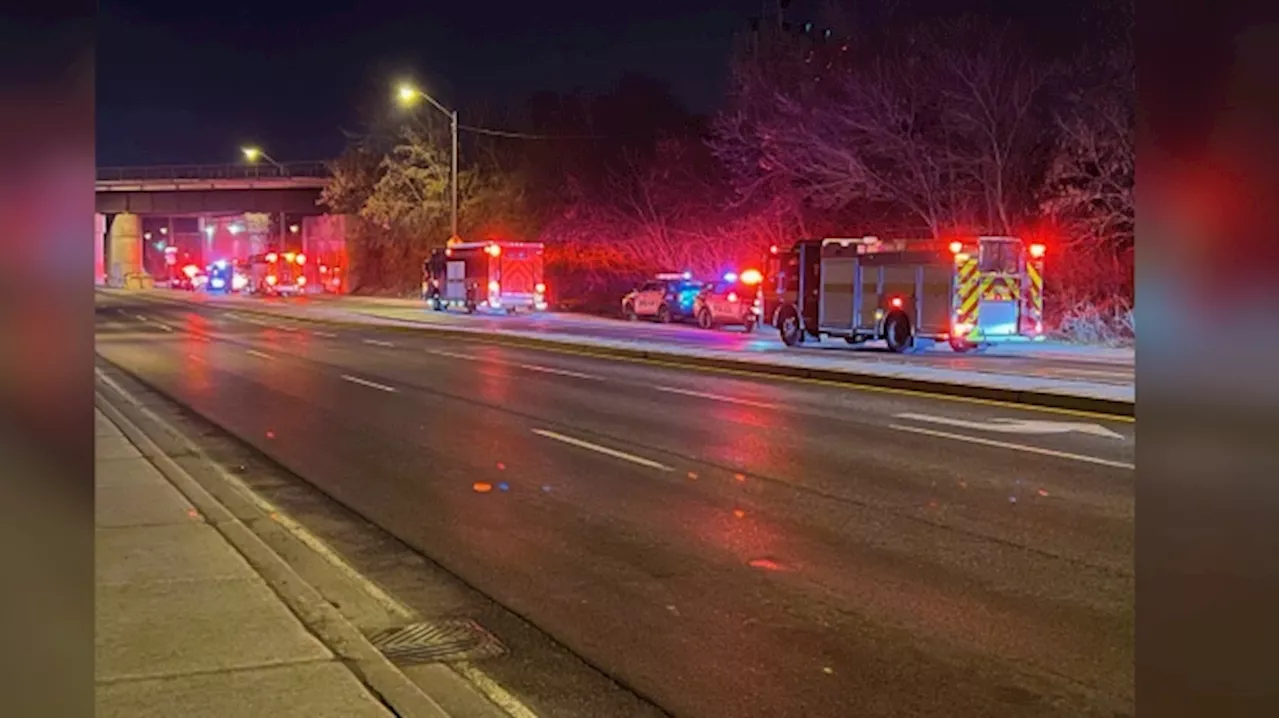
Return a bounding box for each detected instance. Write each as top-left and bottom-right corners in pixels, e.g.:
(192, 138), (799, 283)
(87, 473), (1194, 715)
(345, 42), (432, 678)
(210, 278), (226, 289)
(724, 272), (738, 283)
(214, 259), (228, 269)
(681, 271), (692, 280)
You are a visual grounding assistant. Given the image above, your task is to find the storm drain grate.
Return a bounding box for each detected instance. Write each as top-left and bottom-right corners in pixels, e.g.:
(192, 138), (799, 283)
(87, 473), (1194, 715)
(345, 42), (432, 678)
(366, 619), (506, 665)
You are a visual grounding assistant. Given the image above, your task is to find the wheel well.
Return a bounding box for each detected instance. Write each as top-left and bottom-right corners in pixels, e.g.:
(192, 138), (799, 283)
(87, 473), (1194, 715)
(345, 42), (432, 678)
(773, 303), (798, 329)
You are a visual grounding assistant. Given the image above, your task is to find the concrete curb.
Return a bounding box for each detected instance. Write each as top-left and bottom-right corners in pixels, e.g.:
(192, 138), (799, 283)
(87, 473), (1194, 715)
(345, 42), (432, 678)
(106, 289), (1135, 418)
(95, 377), (453, 718)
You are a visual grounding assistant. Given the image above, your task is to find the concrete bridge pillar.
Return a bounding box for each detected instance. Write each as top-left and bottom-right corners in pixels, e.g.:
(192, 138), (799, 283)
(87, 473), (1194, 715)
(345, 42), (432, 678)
(106, 212), (149, 288)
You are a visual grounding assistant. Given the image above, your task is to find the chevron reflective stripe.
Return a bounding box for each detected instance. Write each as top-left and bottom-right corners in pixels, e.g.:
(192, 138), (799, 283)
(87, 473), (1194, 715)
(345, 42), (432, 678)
(981, 274), (1020, 301)
(1026, 261), (1044, 319)
(954, 258), (980, 324)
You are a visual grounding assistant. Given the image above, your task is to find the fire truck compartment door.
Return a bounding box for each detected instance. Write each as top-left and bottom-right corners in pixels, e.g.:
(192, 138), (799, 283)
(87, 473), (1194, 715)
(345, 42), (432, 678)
(819, 258), (856, 330)
(976, 299), (1019, 336)
(444, 260), (467, 300)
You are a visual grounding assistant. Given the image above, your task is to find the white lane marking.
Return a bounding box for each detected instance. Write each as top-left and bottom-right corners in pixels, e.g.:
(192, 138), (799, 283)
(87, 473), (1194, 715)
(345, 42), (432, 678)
(532, 429), (672, 471)
(133, 314), (148, 322)
(363, 338), (396, 348)
(514, 363), (602, 380)
(154, 322), (174, 332)
(424, 348), (603, 380)
(888, 424), (1135, 470)
(895, 413), (1125, 440)
(246, 349), (274, 360)
(341, 374), (398, 393)
(186, 353), (206, 363)
(312, 330), (338, 338)
(1057, 368), (1135, 379)
(654, 385), (778, 409)
(454, 662), (542, 718)
(424, 348), (477, 360)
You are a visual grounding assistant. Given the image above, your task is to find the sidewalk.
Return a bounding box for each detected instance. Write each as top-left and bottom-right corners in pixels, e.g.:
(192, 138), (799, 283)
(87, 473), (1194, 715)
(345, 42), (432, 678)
(95, 408), (395, 717)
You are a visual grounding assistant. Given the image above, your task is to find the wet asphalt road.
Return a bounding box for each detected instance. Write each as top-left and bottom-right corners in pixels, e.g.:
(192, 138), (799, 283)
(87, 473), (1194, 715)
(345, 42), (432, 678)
(95, 293), (1134, 718)
(162, 290), (1137, 387)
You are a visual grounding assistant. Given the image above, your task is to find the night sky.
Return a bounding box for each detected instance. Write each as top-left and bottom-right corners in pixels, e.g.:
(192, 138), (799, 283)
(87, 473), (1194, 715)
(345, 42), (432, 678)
(97, 0), (1100, 167)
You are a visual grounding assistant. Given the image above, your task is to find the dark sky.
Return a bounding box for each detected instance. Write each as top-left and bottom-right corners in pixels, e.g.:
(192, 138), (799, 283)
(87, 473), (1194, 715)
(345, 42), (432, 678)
(97, 1), (1101, 167)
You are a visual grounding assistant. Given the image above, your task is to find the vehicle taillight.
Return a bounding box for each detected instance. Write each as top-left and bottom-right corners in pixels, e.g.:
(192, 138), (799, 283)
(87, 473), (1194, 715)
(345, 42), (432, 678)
(182, 264), (198, 279)
(948, 241), (963, 254)
(294, 253), (306, 265)
(535, 282), (546, 294)
(296, 276), (306, 286)
(319, 264), (328, 274)
(890, 297), (903, 308)
(266, 274), (278, 286)
(266, 252), (278, 263)
(727, 292), (738, 303)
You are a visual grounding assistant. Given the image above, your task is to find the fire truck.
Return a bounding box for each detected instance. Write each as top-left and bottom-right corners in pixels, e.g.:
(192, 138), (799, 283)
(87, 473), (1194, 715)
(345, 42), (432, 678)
(765, 236), (1046, 353)
(423, 241), (547, 314)
(246, 250), (309, 296)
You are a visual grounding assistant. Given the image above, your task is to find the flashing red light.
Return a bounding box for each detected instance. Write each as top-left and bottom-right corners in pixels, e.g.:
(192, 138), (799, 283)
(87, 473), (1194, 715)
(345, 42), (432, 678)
(296, 276), (307, 286)
(1029, 243), (1046, 259)
(535, 282), (546, 294)
(727, 292), (739, 303)
(485, 244), (501, 257)
(265, 252), (278, 263)
(890, 296), (903, 308)
(266, 274), (278, 286)
(740, 268), (763, 285)
(294, 253), (306, 265)
(182, 264), (199, 279)
(319, 264), (328, 274)
(948, 241), (963, 254)
(769, 244), (779, 255)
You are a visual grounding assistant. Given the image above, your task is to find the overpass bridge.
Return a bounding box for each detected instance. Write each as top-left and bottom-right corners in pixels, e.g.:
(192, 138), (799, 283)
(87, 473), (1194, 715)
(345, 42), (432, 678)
(97, 162), (336, 286)
(96, 162), (329, 214)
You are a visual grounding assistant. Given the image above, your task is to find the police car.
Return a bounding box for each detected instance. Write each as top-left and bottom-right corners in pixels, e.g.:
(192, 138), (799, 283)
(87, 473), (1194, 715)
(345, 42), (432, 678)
(621, 273), (704, 323)
(693, 269), (764, 332)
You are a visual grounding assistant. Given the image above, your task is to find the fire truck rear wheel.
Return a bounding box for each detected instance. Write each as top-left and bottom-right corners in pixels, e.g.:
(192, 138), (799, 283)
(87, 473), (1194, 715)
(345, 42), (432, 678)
(778, 308), (802, 346)
(884, 313), (914, 353)
(697, 308), (714, 330)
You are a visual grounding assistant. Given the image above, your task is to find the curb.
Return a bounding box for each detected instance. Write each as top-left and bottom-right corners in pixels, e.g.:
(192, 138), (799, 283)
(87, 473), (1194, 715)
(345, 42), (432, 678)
(95, 375), (453, 718)
(105, 289), (1135, 419)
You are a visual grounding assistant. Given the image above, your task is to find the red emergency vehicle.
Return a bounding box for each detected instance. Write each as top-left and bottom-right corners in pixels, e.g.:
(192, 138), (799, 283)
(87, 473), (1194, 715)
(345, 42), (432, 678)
(246, 250), (309, 296)
(764, 235), (1046, 353)
(423, 241), (547, 314)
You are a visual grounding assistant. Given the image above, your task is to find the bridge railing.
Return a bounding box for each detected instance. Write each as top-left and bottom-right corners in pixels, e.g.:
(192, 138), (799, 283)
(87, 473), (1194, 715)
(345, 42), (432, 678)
(96, 162), (331, 182)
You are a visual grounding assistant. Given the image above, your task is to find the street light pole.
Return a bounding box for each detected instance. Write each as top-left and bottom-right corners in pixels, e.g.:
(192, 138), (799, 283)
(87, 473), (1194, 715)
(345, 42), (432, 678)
(398, 84), (460, 241)
(450, 109), (458, 239)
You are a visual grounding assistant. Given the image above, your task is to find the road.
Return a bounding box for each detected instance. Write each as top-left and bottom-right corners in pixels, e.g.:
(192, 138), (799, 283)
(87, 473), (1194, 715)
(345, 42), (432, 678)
(95, 292), (1134, 718)
(157, 290), (1136, 388)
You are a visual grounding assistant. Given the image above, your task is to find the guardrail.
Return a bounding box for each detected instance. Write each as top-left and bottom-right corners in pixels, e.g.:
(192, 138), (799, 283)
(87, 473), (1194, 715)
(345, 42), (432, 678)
(97, 162), (330, 182)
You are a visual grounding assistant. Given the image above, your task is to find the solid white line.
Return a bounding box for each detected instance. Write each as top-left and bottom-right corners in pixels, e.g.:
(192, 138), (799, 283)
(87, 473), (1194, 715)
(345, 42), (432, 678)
(154, 322), (174, 332)
(341, 374), (398, 393)
(312, 330), (338, 338)
(531, 429), (672, 471)
(186, 353), (206, 363)
(654, 385), (778, 409)
(888, 424), (1134, 470)
(363, 338), (396, 348)
(133, 314), (148, 322)
(245, 349), (274, 360)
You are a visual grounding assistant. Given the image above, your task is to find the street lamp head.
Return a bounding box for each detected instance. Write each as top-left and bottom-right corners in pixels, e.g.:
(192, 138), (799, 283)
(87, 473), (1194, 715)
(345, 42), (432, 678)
(396, 84), (420, 105)
(241, 146), (262, 162)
